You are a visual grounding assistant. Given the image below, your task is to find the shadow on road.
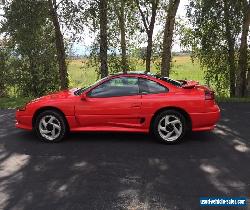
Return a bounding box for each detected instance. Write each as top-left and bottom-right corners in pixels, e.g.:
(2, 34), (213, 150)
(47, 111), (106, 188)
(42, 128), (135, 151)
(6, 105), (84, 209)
(0, 103), (249, 210)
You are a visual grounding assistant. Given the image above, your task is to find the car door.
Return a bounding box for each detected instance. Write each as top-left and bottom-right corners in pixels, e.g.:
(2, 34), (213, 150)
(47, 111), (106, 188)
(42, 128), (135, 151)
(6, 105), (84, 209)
(139, 78), (169, 127)
(74, 76), (143, 129)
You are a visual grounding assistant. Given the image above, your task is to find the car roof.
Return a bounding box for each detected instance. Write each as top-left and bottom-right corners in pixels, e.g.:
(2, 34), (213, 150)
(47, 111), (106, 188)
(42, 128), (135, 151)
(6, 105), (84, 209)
(109, 71), (183, 88)
(110, 71), (155, 77)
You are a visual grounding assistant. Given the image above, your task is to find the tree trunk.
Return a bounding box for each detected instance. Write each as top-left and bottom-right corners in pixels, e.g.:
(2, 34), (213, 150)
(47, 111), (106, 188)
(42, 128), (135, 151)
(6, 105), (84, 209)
(145, 0), (158, 73)
(135, 0), (159, 73)
(145, 32), (153, 73)
(161, 0), (180, 77)
(235, 0), (250, 97)
(99, 0), (108, 78)
(246, 66), (250, 97)
(116, 0), (128, 73)
(48, 0), (68, 90)
(223, 0), (236, 97)
(0, 53), (6, 97)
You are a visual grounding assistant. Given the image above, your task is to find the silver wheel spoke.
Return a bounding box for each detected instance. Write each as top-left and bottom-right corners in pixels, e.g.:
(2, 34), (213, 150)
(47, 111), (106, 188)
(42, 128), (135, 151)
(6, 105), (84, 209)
(166, 131), (173, 138)
(41, 119), (47, 127)
(164, 116), (170, 126)
(159, 125), (166, 132)
(40, 128), (50, 134)
(48, 116), (56, 124)
(51, 128), (56, 138)
(173, 124), (181, 135)
(170, 119), (180, 124)
(51, 123), (60, 130)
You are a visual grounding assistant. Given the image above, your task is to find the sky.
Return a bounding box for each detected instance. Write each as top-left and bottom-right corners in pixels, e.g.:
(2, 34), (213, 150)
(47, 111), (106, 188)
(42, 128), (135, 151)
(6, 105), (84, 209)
(0, 0), (189, 54)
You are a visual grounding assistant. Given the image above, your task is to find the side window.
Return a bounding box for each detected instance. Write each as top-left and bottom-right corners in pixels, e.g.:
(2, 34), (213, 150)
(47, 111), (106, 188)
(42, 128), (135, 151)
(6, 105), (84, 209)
(88, 77), (139, 98)
(139, 78), (168, 94)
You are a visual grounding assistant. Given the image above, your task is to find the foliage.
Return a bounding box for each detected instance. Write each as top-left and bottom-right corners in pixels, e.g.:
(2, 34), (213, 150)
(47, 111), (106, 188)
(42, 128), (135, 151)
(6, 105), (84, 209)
(1, 0), (60, 97)
(0, 46), (11, 96)
(0, 97), (34, 109)
(180, 0), (245, 96)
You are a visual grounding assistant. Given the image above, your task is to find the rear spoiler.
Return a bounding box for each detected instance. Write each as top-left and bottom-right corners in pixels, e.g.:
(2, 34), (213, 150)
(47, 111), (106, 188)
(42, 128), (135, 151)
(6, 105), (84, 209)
(178, 80), (199, 89)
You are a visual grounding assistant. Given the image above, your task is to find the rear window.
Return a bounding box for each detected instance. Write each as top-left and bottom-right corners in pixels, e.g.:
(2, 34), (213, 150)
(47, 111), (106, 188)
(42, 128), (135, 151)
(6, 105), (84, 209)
(139, 78), (168, 94)
(154, 75), (183, 87)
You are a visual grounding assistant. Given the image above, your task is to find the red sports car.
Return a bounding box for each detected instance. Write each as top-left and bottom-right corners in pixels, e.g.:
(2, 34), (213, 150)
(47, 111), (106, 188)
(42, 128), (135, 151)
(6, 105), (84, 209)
(16, 72), (220, 144)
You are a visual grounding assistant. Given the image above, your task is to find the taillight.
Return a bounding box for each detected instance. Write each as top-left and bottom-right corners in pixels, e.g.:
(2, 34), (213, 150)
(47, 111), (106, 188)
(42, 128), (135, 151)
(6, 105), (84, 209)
(205, 90), (214, 100)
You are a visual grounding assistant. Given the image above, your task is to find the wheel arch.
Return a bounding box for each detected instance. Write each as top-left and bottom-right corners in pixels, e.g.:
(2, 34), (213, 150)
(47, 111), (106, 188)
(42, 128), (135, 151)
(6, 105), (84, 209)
(32, 106), (69, 130)
(150, 106), (192, 132)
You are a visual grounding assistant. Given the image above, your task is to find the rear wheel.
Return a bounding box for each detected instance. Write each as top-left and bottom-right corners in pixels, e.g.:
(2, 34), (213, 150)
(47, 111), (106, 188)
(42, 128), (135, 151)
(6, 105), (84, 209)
(35, 110), (67, 142)
(152, 110), (186, 144)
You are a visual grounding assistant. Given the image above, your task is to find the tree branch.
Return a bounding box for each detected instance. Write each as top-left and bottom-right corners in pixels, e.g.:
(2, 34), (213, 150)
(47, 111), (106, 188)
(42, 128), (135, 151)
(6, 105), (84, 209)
(148, 0), (159, 32)
(56, 0), (65, 9)
(135, 0), (149, 33)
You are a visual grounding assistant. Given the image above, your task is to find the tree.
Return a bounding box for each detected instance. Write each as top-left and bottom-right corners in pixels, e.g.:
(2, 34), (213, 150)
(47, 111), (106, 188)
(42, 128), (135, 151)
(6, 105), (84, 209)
(223, 0), (237, 96)
(246, 64), (250, 96)
(181, 0), (245, 97)
(235, 0), (250, 97)
(0, 43), (9, 96)
(135, 0), (159, 72)
(161, 0), (180, 77)
(99, 0), (109, 78)
(1, 0), (60, 97)
(48, 0), (69, 90)
(113, 0), (128, 73)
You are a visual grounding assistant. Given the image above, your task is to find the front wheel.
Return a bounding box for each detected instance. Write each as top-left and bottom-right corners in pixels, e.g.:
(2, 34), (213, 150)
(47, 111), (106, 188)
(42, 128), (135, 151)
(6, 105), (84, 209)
(35, 110), (67, 142)
(152, 110), (187, 144)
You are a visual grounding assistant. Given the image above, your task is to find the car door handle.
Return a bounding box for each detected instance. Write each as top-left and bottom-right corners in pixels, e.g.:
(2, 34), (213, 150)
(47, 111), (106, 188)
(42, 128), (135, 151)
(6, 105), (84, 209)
(131, 103), (140, 108)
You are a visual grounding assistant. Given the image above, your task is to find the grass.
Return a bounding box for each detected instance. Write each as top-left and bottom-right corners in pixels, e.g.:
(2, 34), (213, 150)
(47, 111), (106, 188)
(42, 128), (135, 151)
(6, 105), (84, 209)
(0, 97), (33, 109)
(216, 97), (250, 102)
(68, 55), (205, 88)
(68, 59), (98, 87)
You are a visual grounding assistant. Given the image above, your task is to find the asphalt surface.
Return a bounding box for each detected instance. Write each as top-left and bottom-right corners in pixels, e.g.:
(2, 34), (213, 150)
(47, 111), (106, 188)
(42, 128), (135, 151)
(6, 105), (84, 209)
(0, 103), (250, 210)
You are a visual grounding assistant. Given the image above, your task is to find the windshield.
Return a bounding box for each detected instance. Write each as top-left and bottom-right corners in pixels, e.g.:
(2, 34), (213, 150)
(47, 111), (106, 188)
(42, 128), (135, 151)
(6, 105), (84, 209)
(74, 77), (108, 96)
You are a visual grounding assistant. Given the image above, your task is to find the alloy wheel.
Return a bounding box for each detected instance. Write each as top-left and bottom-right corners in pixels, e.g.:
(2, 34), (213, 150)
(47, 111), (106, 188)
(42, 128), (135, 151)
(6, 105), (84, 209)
(157, 114), (183, 142)
(39, 115), (61, 141)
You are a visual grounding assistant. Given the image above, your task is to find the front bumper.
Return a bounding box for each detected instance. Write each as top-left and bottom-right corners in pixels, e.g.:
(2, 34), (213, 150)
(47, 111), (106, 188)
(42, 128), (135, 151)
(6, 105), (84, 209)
(15, 110), (33, 130)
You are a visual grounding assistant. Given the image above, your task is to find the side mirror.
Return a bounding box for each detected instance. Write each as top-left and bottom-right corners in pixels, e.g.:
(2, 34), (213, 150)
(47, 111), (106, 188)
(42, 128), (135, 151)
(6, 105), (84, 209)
(81, 93), (87, 101)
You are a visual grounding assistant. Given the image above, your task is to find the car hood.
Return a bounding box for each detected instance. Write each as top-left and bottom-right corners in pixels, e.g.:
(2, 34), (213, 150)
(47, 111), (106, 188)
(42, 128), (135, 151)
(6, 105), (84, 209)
(30, 88), (78, 103)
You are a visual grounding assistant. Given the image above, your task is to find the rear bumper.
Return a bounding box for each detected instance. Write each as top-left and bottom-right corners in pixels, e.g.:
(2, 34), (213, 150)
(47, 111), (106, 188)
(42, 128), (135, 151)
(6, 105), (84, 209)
(190, 106), (220, 131)
(16, 111), (33, 130)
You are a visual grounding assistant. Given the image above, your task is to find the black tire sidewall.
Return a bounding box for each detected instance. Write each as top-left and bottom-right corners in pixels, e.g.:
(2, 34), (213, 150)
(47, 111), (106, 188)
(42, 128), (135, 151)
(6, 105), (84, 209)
(35, 110), (67, 143)
(152, 110), (186, 144)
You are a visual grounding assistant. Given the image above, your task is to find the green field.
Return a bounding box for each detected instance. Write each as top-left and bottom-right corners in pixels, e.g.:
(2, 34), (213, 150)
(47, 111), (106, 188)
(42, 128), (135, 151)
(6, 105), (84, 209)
(68, 56), (205, 88)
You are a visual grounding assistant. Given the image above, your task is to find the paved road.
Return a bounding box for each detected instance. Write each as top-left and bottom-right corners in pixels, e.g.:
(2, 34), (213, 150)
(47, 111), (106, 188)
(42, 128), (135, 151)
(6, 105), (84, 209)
(0, 103), (250, 210)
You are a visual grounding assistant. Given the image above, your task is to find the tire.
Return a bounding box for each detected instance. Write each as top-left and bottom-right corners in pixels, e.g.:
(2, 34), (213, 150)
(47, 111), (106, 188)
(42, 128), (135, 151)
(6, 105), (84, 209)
(152, 110), (187, 144)
(34, 110), (67, 143)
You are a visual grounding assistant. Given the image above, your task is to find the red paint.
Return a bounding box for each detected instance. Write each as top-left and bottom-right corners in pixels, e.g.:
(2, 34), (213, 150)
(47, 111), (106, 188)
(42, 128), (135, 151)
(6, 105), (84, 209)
(16, 73), (220, 134)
